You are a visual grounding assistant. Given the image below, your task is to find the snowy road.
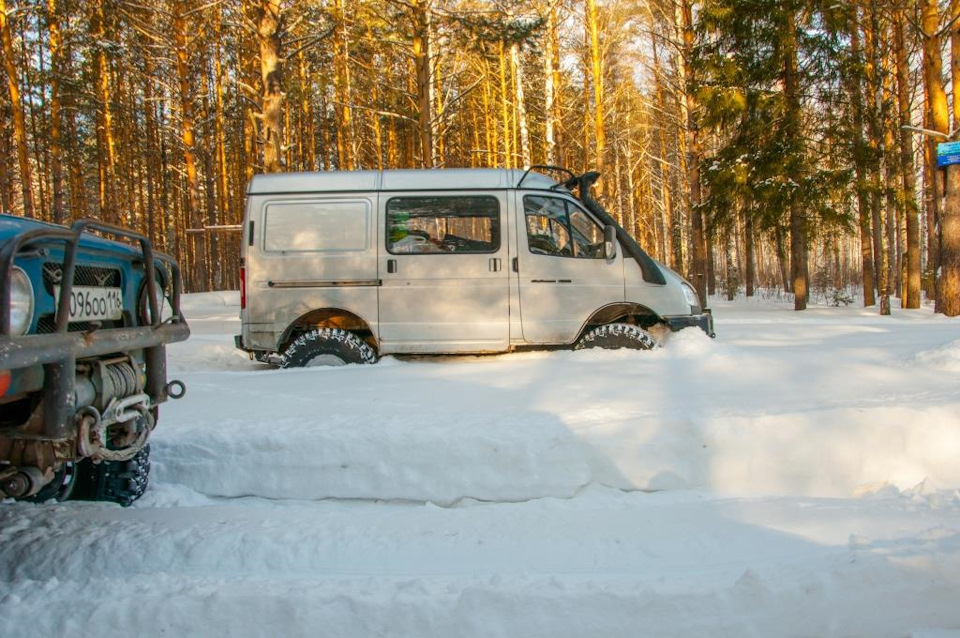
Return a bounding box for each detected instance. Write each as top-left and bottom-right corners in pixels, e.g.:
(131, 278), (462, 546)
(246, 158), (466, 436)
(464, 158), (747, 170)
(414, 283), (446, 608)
(2, 292), (960, 637)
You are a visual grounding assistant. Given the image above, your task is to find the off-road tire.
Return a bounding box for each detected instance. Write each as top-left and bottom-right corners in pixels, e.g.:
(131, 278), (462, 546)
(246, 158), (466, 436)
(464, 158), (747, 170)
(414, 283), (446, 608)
(71, 444), (151, 507)
(576, 323), (659, 351)
(280, 328), (378, 368)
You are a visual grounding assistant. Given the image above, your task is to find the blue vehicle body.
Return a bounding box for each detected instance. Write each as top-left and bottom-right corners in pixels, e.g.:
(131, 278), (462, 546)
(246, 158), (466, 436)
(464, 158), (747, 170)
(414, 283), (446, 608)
(0, 215), (190, 505)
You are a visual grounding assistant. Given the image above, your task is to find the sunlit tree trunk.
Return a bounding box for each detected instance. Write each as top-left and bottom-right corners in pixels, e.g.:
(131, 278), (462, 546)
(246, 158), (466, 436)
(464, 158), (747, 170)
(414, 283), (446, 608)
(499, 40), (512, 168)
(258, 0), (284, 173)
(651, 37), (673, 269)
(1, 0), (34, 217)
(585, 0), (605, 186)
(944, 0), (960, 315)
(91, 0), (116, 222)
(412, 0), (432, 167)
(173, 6), (199, 235)
(543, 0), (560, 166)
(922, 0), (948, 310)
(511, 40), (530, 168)
(678, 0), (706, 303)
(849, 9), (876, 306)
(894, 7), (920, 308)
(46, 0), (64, 223)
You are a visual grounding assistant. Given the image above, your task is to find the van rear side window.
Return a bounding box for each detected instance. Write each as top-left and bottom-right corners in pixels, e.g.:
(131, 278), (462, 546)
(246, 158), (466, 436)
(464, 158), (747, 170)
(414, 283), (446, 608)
(386, 196), (500, 254)
(263, 200), (370, 252)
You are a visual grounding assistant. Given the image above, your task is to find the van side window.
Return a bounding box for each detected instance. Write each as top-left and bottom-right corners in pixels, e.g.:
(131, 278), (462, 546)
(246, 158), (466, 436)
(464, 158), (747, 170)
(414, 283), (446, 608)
(263, 200), (370, 253)
(524, 196), (605, 259)
(387, 196), (500, 254)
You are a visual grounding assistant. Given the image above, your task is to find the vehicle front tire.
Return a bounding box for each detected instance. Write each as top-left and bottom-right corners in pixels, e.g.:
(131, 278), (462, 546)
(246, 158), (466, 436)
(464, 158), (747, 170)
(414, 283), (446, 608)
(575, 323), (659, 351)
(72, 444), (152, 507)
(280, 328), (378, 368)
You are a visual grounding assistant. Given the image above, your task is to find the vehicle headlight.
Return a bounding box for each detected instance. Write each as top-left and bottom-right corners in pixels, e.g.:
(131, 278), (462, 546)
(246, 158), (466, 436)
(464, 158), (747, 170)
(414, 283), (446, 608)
(138, 273), (171, 325)
(9, 266), (34, 335)
(681, 282), (701, 311)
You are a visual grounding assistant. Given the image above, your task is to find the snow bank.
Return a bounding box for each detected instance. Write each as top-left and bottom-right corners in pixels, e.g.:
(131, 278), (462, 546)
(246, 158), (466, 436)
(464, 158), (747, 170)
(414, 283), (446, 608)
(915, 339), (960, 372)
(154, 299), (960, 504)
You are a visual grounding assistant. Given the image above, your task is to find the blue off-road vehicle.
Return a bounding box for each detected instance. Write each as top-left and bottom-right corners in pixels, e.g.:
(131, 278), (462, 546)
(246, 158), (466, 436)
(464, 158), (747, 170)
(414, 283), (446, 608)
(0, 215), (190, 505)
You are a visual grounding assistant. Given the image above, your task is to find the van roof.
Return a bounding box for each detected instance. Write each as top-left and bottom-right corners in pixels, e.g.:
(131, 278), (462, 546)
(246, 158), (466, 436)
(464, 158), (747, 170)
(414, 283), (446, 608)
(247, 168), (562, 195)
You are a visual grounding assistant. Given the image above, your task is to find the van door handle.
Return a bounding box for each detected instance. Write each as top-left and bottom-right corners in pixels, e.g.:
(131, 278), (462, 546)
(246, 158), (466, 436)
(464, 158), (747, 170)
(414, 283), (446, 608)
(489, 258), (501, 272)
(387, 259), (397, 274)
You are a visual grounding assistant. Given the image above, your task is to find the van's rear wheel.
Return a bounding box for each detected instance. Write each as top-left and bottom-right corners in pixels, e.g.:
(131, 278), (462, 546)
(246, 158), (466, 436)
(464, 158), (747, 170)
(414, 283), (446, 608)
(576, 323), (659, 351)
(281, 328), (378, 367)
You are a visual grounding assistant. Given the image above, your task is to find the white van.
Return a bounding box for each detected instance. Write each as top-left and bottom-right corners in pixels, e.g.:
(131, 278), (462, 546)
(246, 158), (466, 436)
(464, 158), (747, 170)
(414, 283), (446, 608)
(235, 167), (713, 366)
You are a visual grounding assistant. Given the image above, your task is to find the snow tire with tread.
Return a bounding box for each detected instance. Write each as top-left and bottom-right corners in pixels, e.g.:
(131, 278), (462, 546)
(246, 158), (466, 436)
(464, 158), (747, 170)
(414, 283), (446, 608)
(281, 327), (378, 368)
(71, 444), (152, 507)
(576, 322), (659, 351)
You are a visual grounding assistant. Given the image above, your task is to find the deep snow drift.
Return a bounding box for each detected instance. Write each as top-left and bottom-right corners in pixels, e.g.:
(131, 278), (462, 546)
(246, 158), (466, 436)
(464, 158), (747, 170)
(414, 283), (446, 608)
(2, 292), (960, 637)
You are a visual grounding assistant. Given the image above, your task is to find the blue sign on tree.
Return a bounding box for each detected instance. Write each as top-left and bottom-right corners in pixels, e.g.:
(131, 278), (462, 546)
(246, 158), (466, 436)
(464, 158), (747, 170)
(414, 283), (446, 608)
(937, 141), (960, 167)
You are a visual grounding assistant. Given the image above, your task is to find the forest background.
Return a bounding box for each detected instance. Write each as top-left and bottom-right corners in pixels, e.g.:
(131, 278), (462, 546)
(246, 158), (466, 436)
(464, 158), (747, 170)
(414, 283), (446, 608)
(2, 0), (960, 315)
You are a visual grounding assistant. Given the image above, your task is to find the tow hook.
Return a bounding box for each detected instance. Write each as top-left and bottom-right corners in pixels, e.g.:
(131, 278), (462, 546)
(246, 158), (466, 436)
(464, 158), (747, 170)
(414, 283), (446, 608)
(166, 380), (186, 399)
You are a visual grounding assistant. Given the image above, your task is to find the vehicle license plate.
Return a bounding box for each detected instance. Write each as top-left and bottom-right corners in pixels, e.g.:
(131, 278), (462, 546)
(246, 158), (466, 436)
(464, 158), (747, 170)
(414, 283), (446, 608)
(55, 286), (124, 322)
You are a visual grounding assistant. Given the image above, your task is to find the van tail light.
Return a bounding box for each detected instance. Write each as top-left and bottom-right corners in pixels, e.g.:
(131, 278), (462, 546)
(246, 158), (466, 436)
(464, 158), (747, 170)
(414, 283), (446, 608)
(240, 266), (246, 309)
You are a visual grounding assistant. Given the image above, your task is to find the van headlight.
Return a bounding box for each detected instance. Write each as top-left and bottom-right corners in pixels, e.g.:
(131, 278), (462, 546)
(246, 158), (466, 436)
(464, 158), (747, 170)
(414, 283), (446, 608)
(681, 282), (701, 313)
(9, 266), (34, 335)
(138, 273), (171, 325)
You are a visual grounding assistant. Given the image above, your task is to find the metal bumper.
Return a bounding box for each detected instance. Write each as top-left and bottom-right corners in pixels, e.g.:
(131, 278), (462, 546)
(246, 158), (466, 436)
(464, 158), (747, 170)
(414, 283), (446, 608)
(0, 321), (190, 440)
(664, 309), (714, 337)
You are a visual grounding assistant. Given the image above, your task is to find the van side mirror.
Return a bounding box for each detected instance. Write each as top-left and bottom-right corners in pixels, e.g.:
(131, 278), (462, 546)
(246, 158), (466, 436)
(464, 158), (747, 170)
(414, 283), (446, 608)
(603, 225), (618, 260)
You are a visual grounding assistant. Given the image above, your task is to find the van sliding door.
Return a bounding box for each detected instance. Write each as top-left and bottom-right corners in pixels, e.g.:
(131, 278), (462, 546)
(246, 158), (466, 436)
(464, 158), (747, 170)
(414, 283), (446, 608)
(377, 192), (510, 353)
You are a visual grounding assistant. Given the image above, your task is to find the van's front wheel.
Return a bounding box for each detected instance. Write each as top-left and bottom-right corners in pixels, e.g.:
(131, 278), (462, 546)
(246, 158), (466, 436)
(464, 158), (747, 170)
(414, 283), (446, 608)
(281, 328), (378, 367)
(576, 323), (659, 351)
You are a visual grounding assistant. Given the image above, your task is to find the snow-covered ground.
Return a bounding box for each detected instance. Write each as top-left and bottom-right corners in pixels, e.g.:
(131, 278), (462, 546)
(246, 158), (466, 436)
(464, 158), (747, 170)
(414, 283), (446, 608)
(3, 292), (960, 637)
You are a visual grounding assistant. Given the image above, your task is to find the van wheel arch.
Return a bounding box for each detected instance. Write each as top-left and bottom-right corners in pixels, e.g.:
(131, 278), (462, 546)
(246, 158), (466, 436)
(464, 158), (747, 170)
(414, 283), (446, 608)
(576, 303), (663, 343)
(279, 308), (378, 355)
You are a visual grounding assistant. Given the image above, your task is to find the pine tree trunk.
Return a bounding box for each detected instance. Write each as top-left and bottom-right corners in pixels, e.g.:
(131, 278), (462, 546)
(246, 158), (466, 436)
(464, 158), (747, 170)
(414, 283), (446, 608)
(512, 41), (530, 168)
(258, 0), (284, 173)
(944, 0), (960, 315)
(0, 0), (34, 217)
(651, 39), (673, 269)
(0, 103), (12, 212)
(46, 0), (64, 222)
(745, 206), (755, 297)
(923, 0), (949, 311)
(679, 0), (707, 305)
(894, 8), (921, 308)
(544, 0), (559, 166)
(143, 53), (158, 246)
(499, 41), (512, 168)
(783, 8), (806, 310)
(412, 0), (432, 167)
(174, 7), (200, 238)
(849, 6), (876, 306)
(92, 0), (116, 223)
(585, 0), (605, 186)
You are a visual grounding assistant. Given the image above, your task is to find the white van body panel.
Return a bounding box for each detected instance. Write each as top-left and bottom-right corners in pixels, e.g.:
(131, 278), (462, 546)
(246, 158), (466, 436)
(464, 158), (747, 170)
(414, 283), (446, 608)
(512, 190), (626, 344)
(377, 190), (511, 353)
(241, 193), (380, 351)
